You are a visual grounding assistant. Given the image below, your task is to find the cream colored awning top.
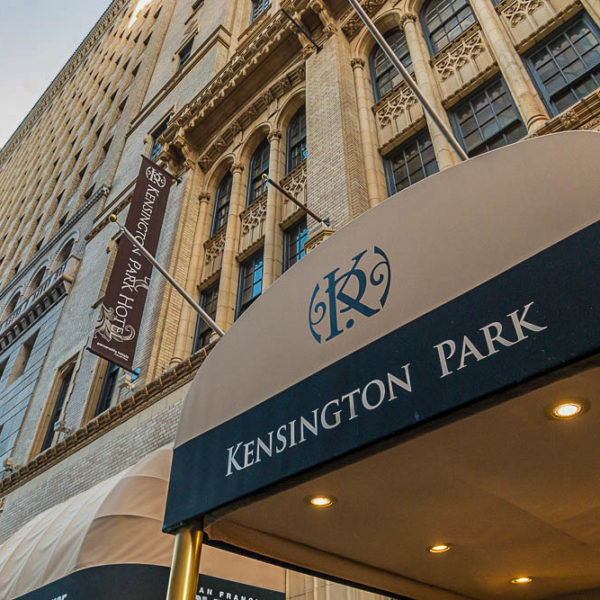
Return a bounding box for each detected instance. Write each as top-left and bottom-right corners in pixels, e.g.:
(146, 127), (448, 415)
(0, 445), (284, 599)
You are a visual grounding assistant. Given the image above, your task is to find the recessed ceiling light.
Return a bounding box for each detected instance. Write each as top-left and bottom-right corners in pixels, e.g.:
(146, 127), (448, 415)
(307, 495), (334, 508)
(511, 577), (532, 584)
(428, 544), (451, 553)
(547, 399), (589, 420)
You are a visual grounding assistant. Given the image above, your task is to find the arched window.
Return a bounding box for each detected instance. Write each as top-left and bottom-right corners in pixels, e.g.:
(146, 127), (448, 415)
(211, 172), (232, 234)
(370, 28), (412, 100)
(55, 239), (75, 268)
(421, 0), (476, 54)
(251, 0), (269, 23)
(2, 293), (21, 320)
(286, 107), (307, 173)
(28, 267), (47, 295)
(247, 139), (270, 205)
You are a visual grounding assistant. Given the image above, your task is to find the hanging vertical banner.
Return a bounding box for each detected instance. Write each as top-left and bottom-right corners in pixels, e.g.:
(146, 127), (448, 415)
(90, 157), (173, 372)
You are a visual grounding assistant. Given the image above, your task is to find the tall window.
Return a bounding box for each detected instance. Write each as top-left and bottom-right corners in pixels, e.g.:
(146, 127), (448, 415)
(421, 0), (476, 54)
(247, 140), (269, 205)
(7, 332), (38, 386)
(177, 38), (194, 71)
(95, 361), (119, 416)
(287, 108), (307, 173)
(526, 15), (600, 116)
(450, 78), (526, 156)
(149, 118), (169, 160)
(212, 172), (232, 234)
(40, 363), (74, 452)
(370, 28), (413, 100)
(193, 283), (219, 351)
(251, 0), (269, 23)
(385, 130), (438, 194)
(237, 251), (264, 317)
(284, 217), (308, 271)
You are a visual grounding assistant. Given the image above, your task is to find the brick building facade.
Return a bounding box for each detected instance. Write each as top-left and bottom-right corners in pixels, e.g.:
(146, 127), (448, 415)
(0, 0), (598, 596)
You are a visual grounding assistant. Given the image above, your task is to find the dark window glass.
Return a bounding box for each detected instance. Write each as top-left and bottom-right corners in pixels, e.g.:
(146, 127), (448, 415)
(385, 130), (439, 194)
(41, 364), (74, 452)
(284, 218), (308, 271)
(178, 38), (194, 70)
(149, 118), (169, 160)
(247, 140), (269, 205)
(251, 0), (269, 22)
(193, 283), (219, 351)
(526, 16), (600, 116)
(287, 108), (307, 173)
(450, 78), (526, 156)
(237, 251), (264, 316)
(95, 361), (119, 416)
(421, 0), (476, 54)
(212, 173), (232, 234)
(370, 28), (413, 100)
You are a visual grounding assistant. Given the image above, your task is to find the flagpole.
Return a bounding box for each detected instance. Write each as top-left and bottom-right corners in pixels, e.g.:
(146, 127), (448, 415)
(347, 0), (469, 162)
(109, 215), (225, 338)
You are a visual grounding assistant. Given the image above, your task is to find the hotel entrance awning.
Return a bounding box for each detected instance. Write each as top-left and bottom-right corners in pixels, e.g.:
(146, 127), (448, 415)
(0, 446), (284, 600)
(164, 131), (600, 599)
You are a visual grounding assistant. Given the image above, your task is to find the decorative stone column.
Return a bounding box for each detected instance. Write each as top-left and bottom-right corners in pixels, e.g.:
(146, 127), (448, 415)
(469, 0), (548, 132)
(351, 58), (388, 207)
(216, 163), (245, 331)
(401, 14), (458, 170)
(172, 191), (211, 360)
(263, 130), (284, 290)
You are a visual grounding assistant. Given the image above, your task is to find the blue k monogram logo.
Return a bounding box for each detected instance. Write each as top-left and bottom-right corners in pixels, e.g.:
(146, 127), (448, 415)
(309, 247), (391, 343)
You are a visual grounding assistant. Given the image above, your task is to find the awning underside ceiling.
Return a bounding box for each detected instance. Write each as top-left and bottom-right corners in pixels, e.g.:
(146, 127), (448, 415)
(206, 361), (600, 600)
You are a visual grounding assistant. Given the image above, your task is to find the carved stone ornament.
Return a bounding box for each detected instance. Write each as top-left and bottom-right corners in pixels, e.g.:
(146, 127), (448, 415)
(434, 28), (486, 82)
(204, 228), (226, 265)
(240, 195), (268, 236)
(559, 109), (578, 129)
(351, 57), (366, 70)
(341, 0), (387, 40)
(501, 0), (544, 27)
(282, 162), (308, 199)
(375, 83), (418, 126)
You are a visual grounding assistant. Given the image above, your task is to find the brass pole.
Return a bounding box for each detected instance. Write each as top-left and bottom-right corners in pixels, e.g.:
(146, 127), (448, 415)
(166, 526), (203, 600)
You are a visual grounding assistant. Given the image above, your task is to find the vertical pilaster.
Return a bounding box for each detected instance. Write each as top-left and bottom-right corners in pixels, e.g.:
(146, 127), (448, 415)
(305, 33), (369, 234)
(172, 191), (211, 360)
(216, 164), (245, 331)
(401, 14), (458, 170)
(351, 58), (388, 207)
(469, 0), (548, 132)
(263, 130), (284, 289)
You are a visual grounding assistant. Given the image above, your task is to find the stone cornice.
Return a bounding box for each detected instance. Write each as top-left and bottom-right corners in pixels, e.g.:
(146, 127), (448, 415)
(0, 186), (110, 301)
(531, 89), (600, 135)
(0, 344), (214, 497)
(196, 62), (306, 173)
(160, 1), (312, 161)
(0, 0), (129, 167)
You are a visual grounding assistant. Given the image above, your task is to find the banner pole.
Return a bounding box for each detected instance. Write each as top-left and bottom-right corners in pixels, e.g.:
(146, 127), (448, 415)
(166, 526), (203, 600)
(347, 0), (469, 162)
(109, 215), (225, 338)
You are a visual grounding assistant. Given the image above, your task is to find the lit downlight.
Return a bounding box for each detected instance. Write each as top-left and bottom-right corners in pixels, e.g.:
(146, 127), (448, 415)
(511, 577), (532, 584)
(427, 544), (451, 553)
(307, 495), (335, 508)
(547, 399), (589, 420)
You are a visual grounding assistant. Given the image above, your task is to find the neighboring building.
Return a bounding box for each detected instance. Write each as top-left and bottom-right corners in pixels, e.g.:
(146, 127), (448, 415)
(0, 0), (598, 596)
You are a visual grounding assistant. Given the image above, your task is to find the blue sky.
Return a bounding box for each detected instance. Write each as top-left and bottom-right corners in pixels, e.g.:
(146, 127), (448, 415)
(0, 0), (111, 148)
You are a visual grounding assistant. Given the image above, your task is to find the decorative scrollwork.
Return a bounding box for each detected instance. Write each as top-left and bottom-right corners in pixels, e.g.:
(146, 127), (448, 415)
(433, 28), (486, 82)
(204, 228), (226, 265)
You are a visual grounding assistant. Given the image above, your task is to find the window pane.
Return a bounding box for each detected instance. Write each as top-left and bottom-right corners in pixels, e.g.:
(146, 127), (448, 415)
(452, 78), (525, 156)
(528, 18), (600, 115)
(387, 131), (438, 194)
